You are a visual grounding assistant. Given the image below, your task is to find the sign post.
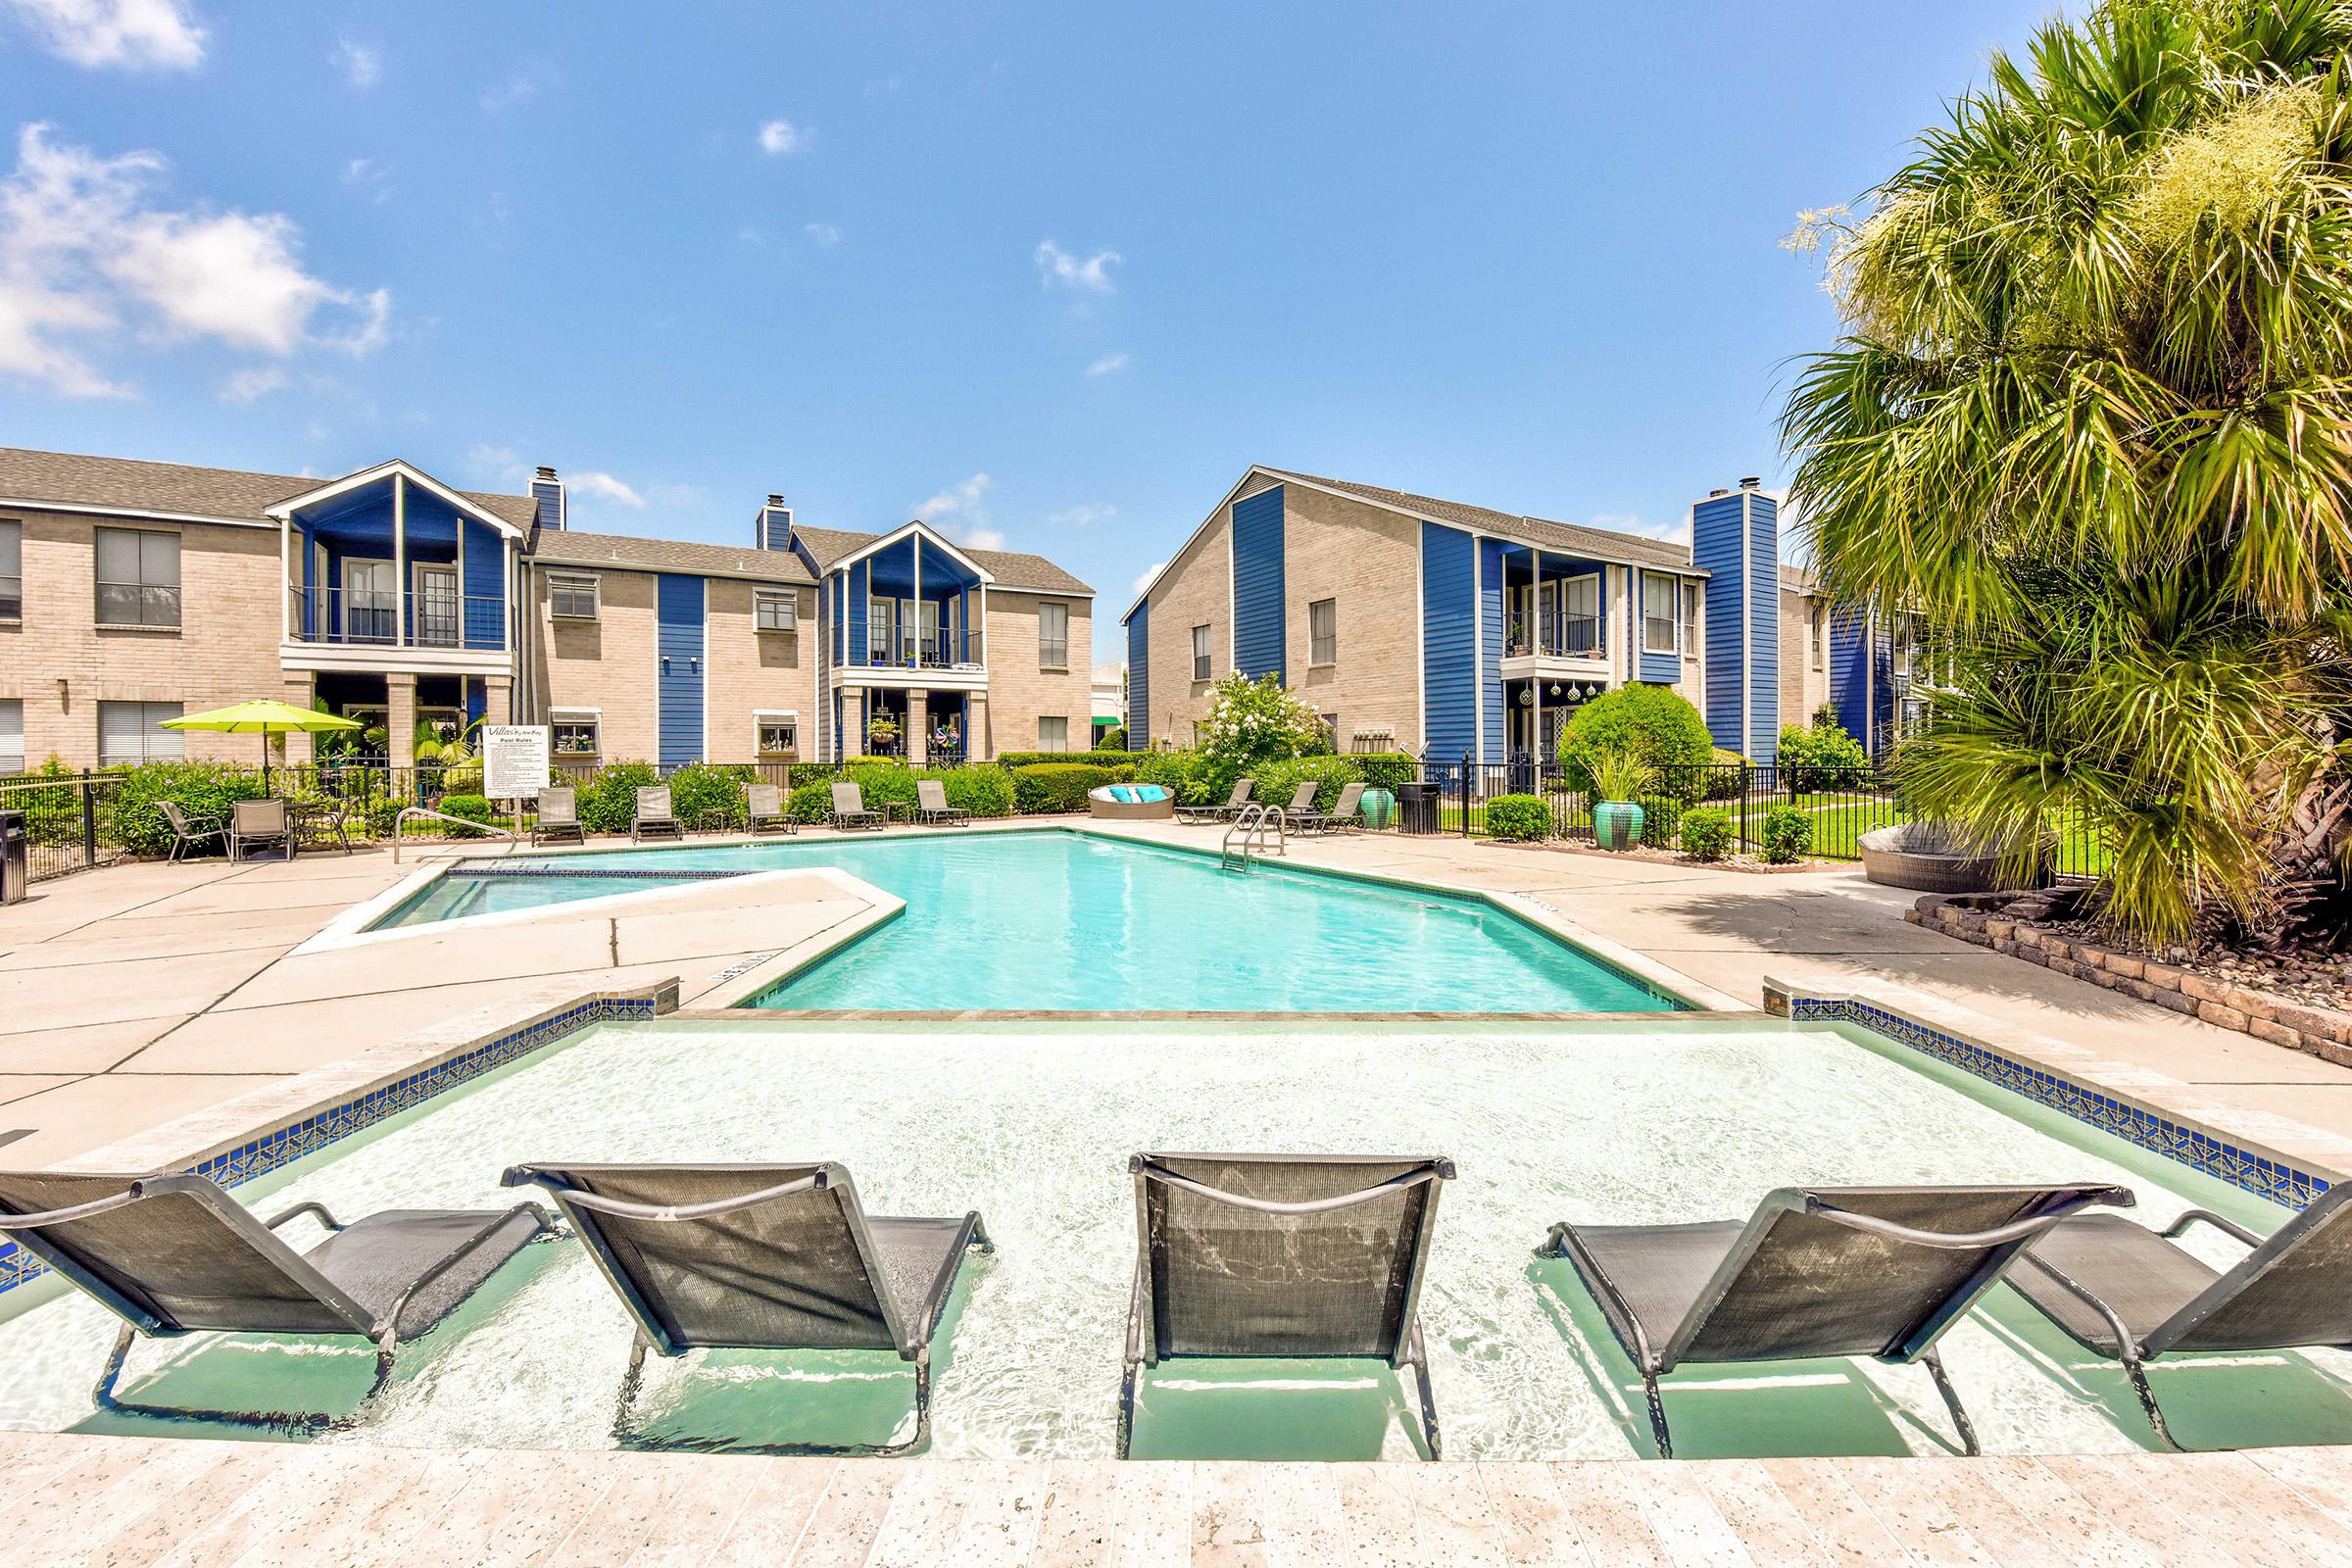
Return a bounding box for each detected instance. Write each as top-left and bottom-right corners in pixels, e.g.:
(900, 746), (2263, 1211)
(480, 725), (552, 839)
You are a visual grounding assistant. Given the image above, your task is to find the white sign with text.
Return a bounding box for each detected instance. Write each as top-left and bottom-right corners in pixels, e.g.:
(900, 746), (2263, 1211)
(480, 724), (552, 802)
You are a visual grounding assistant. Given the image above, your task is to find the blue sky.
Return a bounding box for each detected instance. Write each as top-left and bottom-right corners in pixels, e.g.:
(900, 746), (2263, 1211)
(0, 1), (2053, 660)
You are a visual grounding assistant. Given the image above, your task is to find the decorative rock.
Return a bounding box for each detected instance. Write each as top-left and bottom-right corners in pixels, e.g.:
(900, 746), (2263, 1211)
(2196, 1002), (2249, 1032)
(2249, 1019), (2302, 1050)
(2180, 973), (2228, 1004)
(2142, 962), (2185, 991)
(2101, 954), (2144, 981)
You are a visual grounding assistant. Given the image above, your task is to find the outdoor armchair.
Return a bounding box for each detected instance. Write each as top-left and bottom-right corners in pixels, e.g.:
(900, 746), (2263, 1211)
(915, 778), (969, 826)
(631, 786), (683, 845)
(227, 798), (291, 862)
(158, 801), (225, 862)
(1294, 782), (1366, 835)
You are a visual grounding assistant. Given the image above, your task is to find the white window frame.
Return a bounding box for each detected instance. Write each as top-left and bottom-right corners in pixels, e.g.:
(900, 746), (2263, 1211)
(1037, 602), (1069, 669)
(1036, 714), (1069, 754)
(1308, 598), (1338, 666)
(1191, 622), (1211, 681)
(1681, 581), (1699, 655)
(0, 697), (22, 774)
(94, 527), (181, 630)
(98, 700), (183, 766)
(1641, 572), (1679, 656)
(343, 557), (398, 643)
(547, 571), (601, 622)
(0, 519), (20, 622)
(1810, 605), (1825, 669)
(755, 710), (800, 757)
(550, 710), (602, 759)
(755, 587), (798, 633)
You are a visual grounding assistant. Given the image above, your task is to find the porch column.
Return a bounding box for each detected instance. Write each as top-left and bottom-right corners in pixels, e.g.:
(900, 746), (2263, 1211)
(393, 472), (409, 649)
(966, 690), (990, 760)
(840, 687), (864, 760)
(281, 672), (317, 765)
(907, 689), (929, 766)
(483, 673), (513, 726)
(387, 672), (417, 771)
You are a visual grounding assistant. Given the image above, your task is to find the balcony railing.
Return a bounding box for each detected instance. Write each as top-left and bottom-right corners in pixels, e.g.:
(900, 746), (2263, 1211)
(1506, 612), (1602, 659)
(286, 585), (507, 651)
(856, 633), (984, 670)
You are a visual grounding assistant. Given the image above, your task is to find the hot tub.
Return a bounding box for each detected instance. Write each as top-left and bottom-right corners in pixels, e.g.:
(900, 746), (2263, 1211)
(1088, 783), (1174, 820)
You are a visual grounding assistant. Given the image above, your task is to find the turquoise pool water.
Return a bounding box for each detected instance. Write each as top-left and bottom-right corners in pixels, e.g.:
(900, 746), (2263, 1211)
(374, 830), (1681, 1013)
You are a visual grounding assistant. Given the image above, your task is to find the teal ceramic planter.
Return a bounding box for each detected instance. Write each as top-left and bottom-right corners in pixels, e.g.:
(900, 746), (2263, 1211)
(1592, 799), (1645, 852)
(1359, 786), (1396, 830)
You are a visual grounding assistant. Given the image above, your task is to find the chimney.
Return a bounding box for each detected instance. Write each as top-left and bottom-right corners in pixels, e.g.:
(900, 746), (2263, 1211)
(530, 466), (565, 532)
(1739, 475), (1762, 490)
(756, 492), (795, 552)
(1708, 488), (1731, 498)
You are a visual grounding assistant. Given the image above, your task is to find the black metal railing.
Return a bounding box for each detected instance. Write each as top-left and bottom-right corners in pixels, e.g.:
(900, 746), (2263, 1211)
(0, 772), (125, 881)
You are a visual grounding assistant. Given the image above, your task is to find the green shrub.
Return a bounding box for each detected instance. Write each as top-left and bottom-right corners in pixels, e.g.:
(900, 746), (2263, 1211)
(666, 761), (755, 830)
(577, 760), (659, 835)
(1679, 806), (1734, 860)
(1639, 798), (1684, 848)
(103, 761), (269, 857)
(937, 765), (1014, 818)
(1485, 793), (1552, 842)
(1703, 749), (1749, 800)
(1100, 725), (1126, 751)
(1253, 756), (1361, 814)
(1761, 806), (1814, 863)
(1134, 750), (1222, 806)
(1776, 721), (1872, 793)
(1011, 762), (1114, 813)
(786, 780), (835, 822)
(846, 761), (921, 809)
(439, 793), (494, 824)
(1352, 752), (1420, 792)
(1557, 686), (1715, 803)
(993, 749), (1140, 770)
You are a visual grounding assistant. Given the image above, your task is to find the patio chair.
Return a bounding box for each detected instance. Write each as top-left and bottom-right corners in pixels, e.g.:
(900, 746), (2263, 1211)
(1121, 1152), (1454, 1460)
(1174, 778), (1253, 825)
(1537, 1181), (2132, 1457)
(533, 786), (585, 847)
(227, 798), (292, 862)
(1273, 781), (1320, 821)
(2004, 1186), (2352, 1449)
(746, 782), (796, 835)
(829, 781), (883, 831)
(501, 1161), (991, 1455)
(915, 778), (969, 826)
(0, 1168), (556, 1427)
(158, 801), (225, 862)
(631, 786), (683, 845)
(1294, 782), (1367, 835)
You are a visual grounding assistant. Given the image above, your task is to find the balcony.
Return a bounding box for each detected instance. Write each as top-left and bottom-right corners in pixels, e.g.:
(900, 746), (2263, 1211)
(282, 583), (511, 673)
(1500, 611), (1608, 682)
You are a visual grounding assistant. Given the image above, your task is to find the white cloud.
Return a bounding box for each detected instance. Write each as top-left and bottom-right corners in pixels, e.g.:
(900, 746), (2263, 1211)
(4, 0), (203, 70)
(1049, 504), (1116, 527)
(915, 473), (1004, 550)
(803, 221), (840, 245)
(1592, 510), (1688, 545)
(480, 67), (546, 114)
(1085, 351), (1129, 376)
(329, 36), (380, 88)
(218, 364), (286, 403)
(0, 123), (394, 397)
(464, 442), (521, 480)
(567, 470), (644, 508)
(758, 119), (806, 156)
(1034, 239), (1119, 293)
(1131, 561), (1165, 597)
(341, 157), (392, 205)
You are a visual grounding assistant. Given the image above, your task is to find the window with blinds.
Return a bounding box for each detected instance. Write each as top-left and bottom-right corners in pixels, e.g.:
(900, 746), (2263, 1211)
(0, 520), (19, 621)
(95, 528), (179, 628)
(98, 701), (182, 766)
(1038, 602), (1068, 668)
(1309, 598), (1337, 664)
(0, 699), (21, 774)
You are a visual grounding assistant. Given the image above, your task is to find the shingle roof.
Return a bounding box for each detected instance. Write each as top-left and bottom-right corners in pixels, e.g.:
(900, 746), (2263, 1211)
(0, 446), (538, 530)
(529, 528), (816, 582)
(1261, 467), (1695, 571)
(789, 523), (1094, 595)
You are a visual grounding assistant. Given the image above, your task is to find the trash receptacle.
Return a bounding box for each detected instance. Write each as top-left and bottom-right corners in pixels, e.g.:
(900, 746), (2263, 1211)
(1396, 781), (1440, 836)
(0, 809), (25, 906)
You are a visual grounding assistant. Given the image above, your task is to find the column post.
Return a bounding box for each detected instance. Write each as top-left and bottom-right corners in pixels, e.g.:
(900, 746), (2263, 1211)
(393, 471), (409, 648)
(908, 689), (929, 767)
(387, 672), (418, 782)
(281, 672), (317, 766)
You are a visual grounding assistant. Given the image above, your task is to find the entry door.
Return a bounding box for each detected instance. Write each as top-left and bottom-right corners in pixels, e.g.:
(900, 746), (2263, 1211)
(416, 566), (460, 647)
(344, 561), (396, 643)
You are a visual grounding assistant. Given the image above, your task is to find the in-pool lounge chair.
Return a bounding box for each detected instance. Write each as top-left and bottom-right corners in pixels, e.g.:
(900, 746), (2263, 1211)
(159, 801), (225, 862)
(1120, 1152), (1453, 1459)
(747, 782), (796, 835)
(1294, 782), (1367, 835)
(915, 778), (969, 826)
(2005, 1185), (2352, 1449)
(829, 781), (883, 831)
(502, 1161), (991, 1454)
(631, 786), (684, 844)
(1175, 778), (1253, 825)
(228, 798), (292, 861)
(0, 1168), (555, 1426)
(533, 786), (584, 847)
(1538, 1181), (2132, 1457)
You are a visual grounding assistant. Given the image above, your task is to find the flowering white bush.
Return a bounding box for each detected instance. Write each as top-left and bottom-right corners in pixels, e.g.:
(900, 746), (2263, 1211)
(1196, 673), (1328, 774)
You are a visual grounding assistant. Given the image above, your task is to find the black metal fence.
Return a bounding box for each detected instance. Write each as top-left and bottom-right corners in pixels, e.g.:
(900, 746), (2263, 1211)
(0, 772), (126, 881)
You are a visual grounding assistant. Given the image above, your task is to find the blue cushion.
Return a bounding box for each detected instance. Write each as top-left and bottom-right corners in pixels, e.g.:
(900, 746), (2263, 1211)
(1110, 785), (1139, 803)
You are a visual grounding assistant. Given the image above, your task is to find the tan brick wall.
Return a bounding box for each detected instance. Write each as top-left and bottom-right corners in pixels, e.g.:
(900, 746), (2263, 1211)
(533, 565), (658, 762)
(1279, 486), (1421, 752)
(1, 509), (285, 769)
(1138, 505), (1232, 749)
(980, 589), (1093, 756)
(704, 577), (816, 760)
(1779, 586), (1828, 731)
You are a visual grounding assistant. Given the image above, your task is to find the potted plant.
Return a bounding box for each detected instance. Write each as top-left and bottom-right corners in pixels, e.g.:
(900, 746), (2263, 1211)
(865, 711), (902, 755)
(1588, 749), (1652, 852)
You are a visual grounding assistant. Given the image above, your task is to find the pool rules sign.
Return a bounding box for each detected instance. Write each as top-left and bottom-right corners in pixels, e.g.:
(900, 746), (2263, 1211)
(481, 724), (551, 810)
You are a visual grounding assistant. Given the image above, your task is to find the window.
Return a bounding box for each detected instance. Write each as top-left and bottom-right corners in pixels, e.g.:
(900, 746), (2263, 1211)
(1809, 606), (1825, 669)
(0, 699), (20, 775)
(548, 572), (599, 621)
(0, 520), (18, 620)
(551, 714), (600, 758)
(343, 560), (396, 642)
(1681, 583), (1698, 654)
(1555, 574), (1601, 655)
(1037, 602), (1069, 668)
(755, 587), (797, 632)
(1192, 623), (1212, 681)
(868, 597), (896, 662)
(1641, 573), (1678, 655)
(1037, 715), (1069, 753)
(756, 711), (799, 756)
(98, 701), (182, 766)
(1309, 598), (1337, 665)
(95, 528), (179, 628)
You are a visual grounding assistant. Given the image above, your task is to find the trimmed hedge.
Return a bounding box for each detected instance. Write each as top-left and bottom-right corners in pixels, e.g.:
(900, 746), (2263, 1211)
(787, 762), (1017, 823)
(1252, 756), (1361, 814)
(577, 760), (660, 835)
(1351, 752), (1419, 792)
(1485, 794), (1552, 842)
(1010, 762), (1115, 813)
(994, 749), (1138, 769)
(666, 760), (758, 831)
(103, 761), (270, 858)
(1679, 806), (1733, 861)
(439, 794), (495, 823)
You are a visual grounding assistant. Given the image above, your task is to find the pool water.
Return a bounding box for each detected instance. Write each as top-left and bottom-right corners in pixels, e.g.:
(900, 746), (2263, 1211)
(2, 1019), (2340, 1460)
(376, 830), (1682, 1013)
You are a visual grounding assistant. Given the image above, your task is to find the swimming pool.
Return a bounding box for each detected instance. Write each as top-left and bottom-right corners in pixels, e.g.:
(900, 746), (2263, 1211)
(2, 1017), (2336, 1459)
(372, 830), (1684, 1013)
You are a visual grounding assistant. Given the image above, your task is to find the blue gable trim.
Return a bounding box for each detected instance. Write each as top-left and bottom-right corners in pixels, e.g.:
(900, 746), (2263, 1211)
(1231, 487), (1286, 683)
(1126, 597), (1150, 750)
(848, 563), (869, 666)
(462, 518), (504, 651)
(1420, 522), (1475, 764)
(656, 573), (705, 769)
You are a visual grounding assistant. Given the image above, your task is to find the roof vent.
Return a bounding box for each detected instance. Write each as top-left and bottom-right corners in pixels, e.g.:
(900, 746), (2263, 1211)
(1739, 475), (1762, 490)
(767, 494), (784, 507)
(1709, 488), (1731, 498)
(535, 466), (557, 480)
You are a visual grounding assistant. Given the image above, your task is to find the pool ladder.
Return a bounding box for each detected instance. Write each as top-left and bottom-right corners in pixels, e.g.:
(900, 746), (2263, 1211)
(1221, 804), (1288, 872)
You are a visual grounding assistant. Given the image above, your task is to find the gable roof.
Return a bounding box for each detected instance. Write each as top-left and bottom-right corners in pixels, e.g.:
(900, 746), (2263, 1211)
(530, 529), (816, 583)
(0, 446), (538, 530)
(791, 523), (1093, 595)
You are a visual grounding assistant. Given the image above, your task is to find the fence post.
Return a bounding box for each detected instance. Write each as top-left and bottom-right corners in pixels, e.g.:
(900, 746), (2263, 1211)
(79, 772), (97, 866)
(1459, 753), (1472, 837)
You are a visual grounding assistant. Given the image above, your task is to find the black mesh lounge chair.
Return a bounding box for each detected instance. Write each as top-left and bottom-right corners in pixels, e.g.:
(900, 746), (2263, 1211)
(914, 779), (969, 826)
(501, 1161), (990, 1455)
(158, 801), (225, 862)
(228, 798), (292, 861)
(534, 786), (585, 847)
(2005, 1186), (2352, 1449)
(0, 1169), (555, 1427)
(1538, 1182), (2132, 1457)
(746, 782), (796, 835)
(631, 786), (683, 844)
(829, 781), (883, 831)
(1294, 782), (1366, 835)
(1121, 1152), (1454, 1460)
(1174, 778), (1252, 825)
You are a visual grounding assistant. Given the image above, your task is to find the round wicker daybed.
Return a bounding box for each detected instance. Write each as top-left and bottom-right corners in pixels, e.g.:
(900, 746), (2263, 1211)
(1088, 783), (1175, 820)
(1859, 823), (2025, 894)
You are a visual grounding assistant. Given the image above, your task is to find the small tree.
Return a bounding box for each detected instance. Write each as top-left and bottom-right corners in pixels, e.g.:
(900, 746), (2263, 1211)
(1196, 673), (1326, 777)
(1556, 686), (1714, 802)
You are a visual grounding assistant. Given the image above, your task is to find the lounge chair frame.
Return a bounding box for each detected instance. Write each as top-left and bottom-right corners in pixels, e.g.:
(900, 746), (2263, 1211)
(1293, 782), (1367, 836)
(0, 1171), (555, 1430)
(828, 781), (884, 832)
(1121, 1152), (1452, 1461)
(158, 801), (225, 862)
(227, 798), (292, 862)
(631, 786), (684, 845)
(1174, 778), (1253, 825)
(746, 783), (797, 836)
(504, 1162), (990, 1456)
(533, 786), (585, 847)
(1539, 1183), (2130, 1458)
(914, 779), (969, 827)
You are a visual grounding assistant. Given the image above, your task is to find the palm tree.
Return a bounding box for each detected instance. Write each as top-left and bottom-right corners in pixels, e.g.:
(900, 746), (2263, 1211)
(1783, 0), (2352, 949)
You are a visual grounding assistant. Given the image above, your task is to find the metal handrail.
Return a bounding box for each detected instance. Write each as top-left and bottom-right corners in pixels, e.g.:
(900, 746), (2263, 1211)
(1220, 803), (1288, 870)
(392, 807), (519, 863)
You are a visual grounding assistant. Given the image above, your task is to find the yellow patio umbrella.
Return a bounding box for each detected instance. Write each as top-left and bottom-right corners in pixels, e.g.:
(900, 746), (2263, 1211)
(161, 700), (360, 789)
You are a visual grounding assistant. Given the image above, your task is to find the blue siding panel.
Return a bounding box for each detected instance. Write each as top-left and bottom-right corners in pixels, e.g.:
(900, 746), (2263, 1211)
(1829, 610), (1871, 751)
(1420, 523), (1476, 765)
(1636, 570), (1682, 684)
(848, 563), (868, 666)
(465, 678), (487, 726)
(1692, 490), (1782, 761)
(656, 573), (705, 770)
(1478, 537), (1506, 761)
(1125, 599), (1150, 750)
(461, 519), (504, 651)
(1746, 493), (1781, 762)
(1693, 494), (1748, 754)
(1231, 487), (1286, 682)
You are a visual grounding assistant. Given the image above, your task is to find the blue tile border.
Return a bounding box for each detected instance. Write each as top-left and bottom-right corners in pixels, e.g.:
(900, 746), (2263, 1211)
(0, 988), (667, 1299)
(1774, 988), (2331, 1211)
